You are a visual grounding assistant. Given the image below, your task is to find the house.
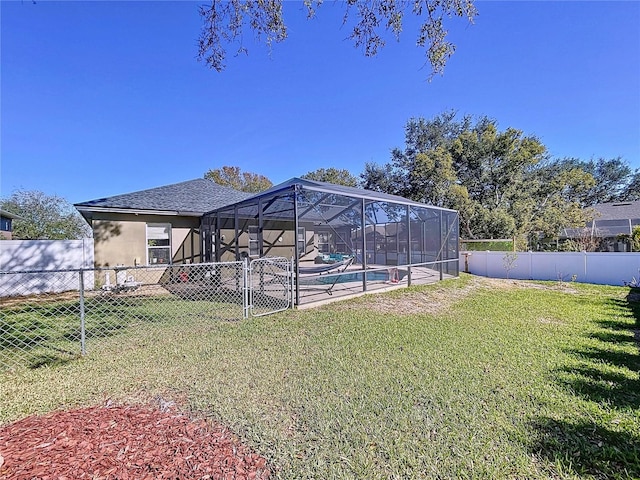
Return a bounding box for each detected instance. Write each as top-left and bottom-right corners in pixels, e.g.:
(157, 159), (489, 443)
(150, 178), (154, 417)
(0, 209), (22, 240)
(559, 200), (640, 251)
(74, 179), (252, 267)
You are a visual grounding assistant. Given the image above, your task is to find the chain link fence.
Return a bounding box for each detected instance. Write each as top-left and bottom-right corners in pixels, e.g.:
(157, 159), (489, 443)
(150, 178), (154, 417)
(1, 259), (291, 371)
(249, 257), (292, 317)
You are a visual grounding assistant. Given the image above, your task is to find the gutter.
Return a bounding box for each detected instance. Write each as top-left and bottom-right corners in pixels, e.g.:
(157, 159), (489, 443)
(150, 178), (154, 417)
(74, 206), (203, 218)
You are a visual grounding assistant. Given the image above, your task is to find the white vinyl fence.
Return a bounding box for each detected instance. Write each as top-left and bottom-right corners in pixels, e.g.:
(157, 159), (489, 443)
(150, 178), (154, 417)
(0, 239), (94, 295)
(460, 251), (640, 286)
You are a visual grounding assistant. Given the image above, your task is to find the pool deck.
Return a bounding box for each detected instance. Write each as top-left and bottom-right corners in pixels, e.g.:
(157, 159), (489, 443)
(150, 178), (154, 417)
(295, 264), (455, 309)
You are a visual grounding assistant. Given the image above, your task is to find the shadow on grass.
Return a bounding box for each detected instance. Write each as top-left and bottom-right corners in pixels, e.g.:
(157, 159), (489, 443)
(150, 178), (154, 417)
(557, 364), (639, 409)
(1, 291), (244, 370)
(531, 417), (640, 480)
(529, 287), (640, 477)
(29, 352), (79, 369)
(558, 288), (639, 409)
(590, 330), (636, 344)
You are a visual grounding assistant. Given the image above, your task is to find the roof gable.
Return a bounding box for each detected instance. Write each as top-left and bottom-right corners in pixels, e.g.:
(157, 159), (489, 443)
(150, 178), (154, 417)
(75, 179), (253, 216)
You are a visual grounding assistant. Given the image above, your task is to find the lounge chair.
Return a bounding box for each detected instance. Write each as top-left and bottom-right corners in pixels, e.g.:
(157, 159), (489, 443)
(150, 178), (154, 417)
(298, 257), (353, 275)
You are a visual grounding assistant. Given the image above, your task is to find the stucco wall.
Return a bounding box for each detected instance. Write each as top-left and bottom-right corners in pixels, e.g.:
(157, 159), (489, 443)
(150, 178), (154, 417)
(91, 213), (201, 267)
(217, 227), (305, 262)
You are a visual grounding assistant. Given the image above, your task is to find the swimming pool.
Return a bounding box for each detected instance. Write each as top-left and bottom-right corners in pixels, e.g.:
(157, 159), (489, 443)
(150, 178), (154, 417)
(314, 269), (405, 284)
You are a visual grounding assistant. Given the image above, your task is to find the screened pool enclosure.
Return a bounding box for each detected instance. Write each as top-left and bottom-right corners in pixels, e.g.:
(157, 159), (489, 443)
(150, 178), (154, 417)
(201, 178), (459, 306)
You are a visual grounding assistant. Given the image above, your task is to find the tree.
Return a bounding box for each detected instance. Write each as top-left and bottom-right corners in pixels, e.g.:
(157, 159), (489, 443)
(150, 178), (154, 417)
(302, 167), (358, 187)
(622, 170), (640, 201)
(197, 0), (477, 80)
(554, 157), (634, 206)
(360, 113), (593, 245)
(361, 112), (470, 201)
(524, 161), (595, 247)
(0, 190), (91, 240)
(360, 162), (399, 194)
(204, 166), (273, 192)
(632, 225), (640, 251)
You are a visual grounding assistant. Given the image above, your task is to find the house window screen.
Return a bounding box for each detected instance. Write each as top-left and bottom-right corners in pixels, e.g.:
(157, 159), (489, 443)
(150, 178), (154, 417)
(147, 223), (171, 264)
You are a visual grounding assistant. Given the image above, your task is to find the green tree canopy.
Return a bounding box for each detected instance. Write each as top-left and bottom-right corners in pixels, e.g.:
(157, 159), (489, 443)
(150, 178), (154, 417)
(302, 167), (359, 187)
(553, 157), (635, 206)
(197, 0), (477, 80)
(623, 171), (640, 201)
(1, 190), (91, 240)
(360, 113), (599, 245)
(205, 166), (273, 193)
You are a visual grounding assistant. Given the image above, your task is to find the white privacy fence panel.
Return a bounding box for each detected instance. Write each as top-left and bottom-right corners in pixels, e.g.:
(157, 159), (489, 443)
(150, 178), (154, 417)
(461, 251), (640, 286)
(0, 239), (93, 271)
(529, 253), (586, 282)
(0, 239), (94, 295)
(585, 254), (640, 286)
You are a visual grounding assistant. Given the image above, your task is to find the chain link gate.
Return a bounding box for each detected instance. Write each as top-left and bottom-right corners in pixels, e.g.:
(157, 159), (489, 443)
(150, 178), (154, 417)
(248, 257), (292, 317)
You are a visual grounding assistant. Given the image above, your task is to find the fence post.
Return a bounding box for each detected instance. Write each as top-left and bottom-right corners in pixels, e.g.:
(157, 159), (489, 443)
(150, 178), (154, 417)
(290, 257), (295, 309)
(584, 251), (588, 282)
(242, 259), (249, 319)
(79, 270), (86, 356)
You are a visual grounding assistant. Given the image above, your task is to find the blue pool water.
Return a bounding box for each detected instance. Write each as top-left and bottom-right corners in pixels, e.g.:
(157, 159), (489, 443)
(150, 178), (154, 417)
(315, 270), (404, 284)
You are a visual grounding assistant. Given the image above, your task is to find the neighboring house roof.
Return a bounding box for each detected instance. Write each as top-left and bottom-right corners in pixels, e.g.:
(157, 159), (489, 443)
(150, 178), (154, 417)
(561, 200), (640, 238)
(591, 200), (640, 221)
(0, 209), (23, 220)
(75, 178), (253, 219)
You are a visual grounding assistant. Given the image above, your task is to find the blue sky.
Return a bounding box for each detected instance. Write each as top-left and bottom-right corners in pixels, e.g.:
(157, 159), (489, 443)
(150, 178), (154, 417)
(2, 1), (639, 204)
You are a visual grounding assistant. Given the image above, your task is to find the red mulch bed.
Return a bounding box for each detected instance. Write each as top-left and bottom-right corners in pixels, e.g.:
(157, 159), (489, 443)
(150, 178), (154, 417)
(0, 403), (270, 479)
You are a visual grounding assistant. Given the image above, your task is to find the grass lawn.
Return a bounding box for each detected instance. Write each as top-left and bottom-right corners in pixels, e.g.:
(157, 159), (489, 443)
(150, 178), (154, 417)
(1, 274), (638, 479)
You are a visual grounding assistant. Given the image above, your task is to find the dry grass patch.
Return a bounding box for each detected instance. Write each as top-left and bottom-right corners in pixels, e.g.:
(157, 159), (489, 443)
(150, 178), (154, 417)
(333, 275), (580, 316)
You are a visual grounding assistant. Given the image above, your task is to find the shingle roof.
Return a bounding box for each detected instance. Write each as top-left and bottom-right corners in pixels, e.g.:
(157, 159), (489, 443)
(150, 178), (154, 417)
(75, 179), (253, 216)
(591, 200), (640, 221)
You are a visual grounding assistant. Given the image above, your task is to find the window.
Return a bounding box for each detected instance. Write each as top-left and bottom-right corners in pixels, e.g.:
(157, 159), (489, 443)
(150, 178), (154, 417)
(298, 227), (306, 255)
(317, 231), (331, 254)
(248, 225), (259, 256)
(147, 223), (171, 264)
